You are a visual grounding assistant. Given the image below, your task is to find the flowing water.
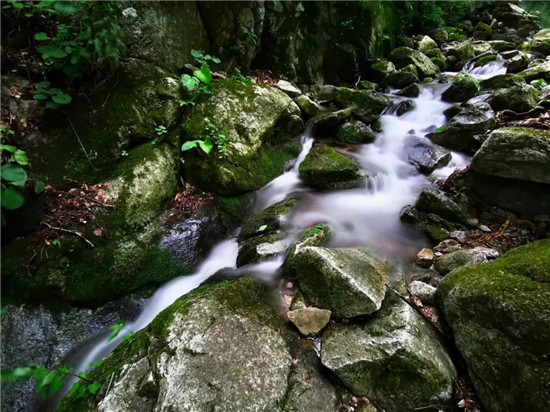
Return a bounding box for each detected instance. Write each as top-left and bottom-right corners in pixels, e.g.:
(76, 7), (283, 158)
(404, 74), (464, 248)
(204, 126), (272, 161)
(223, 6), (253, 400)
(57, 81), (473, 406)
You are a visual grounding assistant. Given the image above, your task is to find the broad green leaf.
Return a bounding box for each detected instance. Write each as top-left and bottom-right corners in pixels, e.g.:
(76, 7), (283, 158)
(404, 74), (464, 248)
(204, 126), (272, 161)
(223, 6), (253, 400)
(13, 149), (30, 166)
(194, 63), (212, 86)
(49, 375), (63, 396)
(181, 140), (199, 151)
(87, 381), (100, 394)
(46, 101), (60, 109)
(33, 93), (48, 100)
(1, 366), (34, 380)
(38, 370), (59, 390)
(107, 320), (125, 342)
(181, 74), (199, 91)
(54, 1), (77, 14)
(34, 32), (51, 41)
(51, 92), (72, 105)
(198, 137), (214, 154)
(37, 45), (67, 59)
(190, 49), (203, 59)
(1, 187), (24, 210)
(0, 145), (17, 153)
(36, 81), (51, 90)
(258, 224), (267, 232)
(211, 56), (221, 64)
(1, 164), (27, 186)
(34, 179), (45, 194)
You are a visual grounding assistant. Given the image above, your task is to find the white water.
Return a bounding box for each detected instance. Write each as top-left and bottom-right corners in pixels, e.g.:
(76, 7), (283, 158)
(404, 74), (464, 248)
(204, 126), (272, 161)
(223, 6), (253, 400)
(61, 81), (471, 404)
(447, 58), (506, 80)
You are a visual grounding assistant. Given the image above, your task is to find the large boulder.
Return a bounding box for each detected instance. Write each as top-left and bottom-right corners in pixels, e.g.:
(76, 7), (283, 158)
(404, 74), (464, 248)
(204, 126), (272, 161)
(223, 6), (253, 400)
(517, 59), (550, 83)
(322, 293), (457, 412)
(403, 137), (451, 174)
(471, 127), (550, 184)
(181, 78), (303, 195)
(388, 47), (439, 79)
(427, 103), (496, 153)
(293, 246), (389, 318)
(438, 239), (550, 412)
(299, 144), (362, 191)
(417, 36), (438, 54)
(531, 29), (550, 56)
(442, 74), (480, 103)
(369, 60), (397, 83)
(486, 84), (539, 113)
(381, 71), (418, 89)
(434, 247), (500, 275)
(335, 88), (391, 124)
(415, 188), (477, 228)
(336, 120), (376, 144)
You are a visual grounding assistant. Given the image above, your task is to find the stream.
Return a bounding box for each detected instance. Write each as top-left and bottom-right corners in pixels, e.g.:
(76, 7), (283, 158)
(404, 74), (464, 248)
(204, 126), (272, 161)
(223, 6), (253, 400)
(55, 60), (505, 407)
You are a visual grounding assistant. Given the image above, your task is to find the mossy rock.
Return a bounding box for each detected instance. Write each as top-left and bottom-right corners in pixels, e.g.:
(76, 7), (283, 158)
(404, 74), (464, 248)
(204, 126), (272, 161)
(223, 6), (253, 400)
(437, 239), (550, 412)
(369, 60), (396, 83)
(295, 94), (320, 117)
(335, 88), (391, 123)
(181, 78), (303, 195)
(401, 64), (419, 78)
(479, 73), (525, 91)
(473, 22), (492, 40)
(417, 35), (438, 54)
(442, 74), (479, 103)
(475, 54), (497, 67)
(381, 71), (418, 89)
(388, 47), (439, 79)
(298, 144), (362, 191)
(310, 108), (352, 132)
(335, 120), (376, 144)
(531, 28), (550, 56)
(397, 83), (420, 98)
(238, 198), (299, 242)
(430, 57), (447, 71)
(487, 84), (538, 113)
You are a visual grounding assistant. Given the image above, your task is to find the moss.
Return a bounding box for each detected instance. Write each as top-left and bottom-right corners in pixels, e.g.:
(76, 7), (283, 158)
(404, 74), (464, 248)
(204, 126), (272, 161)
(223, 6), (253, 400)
(425, 225), (450, 243)
(238, 198), (299, 242)
(435, 125), (448, 133)
(475, 54), (497, 68)
(335, 88), (390, 123)
(430, 57), (447, 71)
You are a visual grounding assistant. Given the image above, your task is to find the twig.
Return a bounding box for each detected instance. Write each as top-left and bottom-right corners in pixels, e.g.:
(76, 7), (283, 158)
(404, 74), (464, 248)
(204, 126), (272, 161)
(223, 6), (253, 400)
(40, 221), (95, 248)
(67, 115), (94, 168)
(105, 372), (115, 395)
(414, 405), (443, 411)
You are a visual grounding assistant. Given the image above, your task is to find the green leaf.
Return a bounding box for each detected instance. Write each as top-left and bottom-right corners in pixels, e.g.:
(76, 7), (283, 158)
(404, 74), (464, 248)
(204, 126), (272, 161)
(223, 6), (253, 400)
(122, 331), (135, 341)
(0, 307), (7, 315)
(181, 140), (199, 151)
(198, 137), (214, 154)
(34, 32), (51, 41)
(57, 364), (70, 374)
(51, 92), (72, 105)
(33, 93), (48, 100)
(258, 224), (267, 232)
(36, 81), (51, 90)
(190, 49), (203, 59)
(37, 45), (67, 59)
(46, 101), (60, 109)
(34, 180), (45, 194)
(54, 1), (77, 14)
(181, 74), (199, 91)
(13, 149), (30, 166)
(194, 63), (212, 86)
(1, 187), (25, 210)
(49, 375), (63, 396)
(87, 381), (101, 394)
(211, 56), (221, 64)
(1, 366), (34, 380)
(1, 164), (27, 186)
(107, 320), (125, 342)
(0, 145), (17, 153)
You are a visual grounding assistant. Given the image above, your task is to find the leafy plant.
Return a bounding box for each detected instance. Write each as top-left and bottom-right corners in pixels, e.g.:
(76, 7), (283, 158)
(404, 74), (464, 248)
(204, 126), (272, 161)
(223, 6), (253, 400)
(230, 67), (254, 84)
(1, 126), (29, 213)
(180, 56), (216, 107)
(108, 320), (135, 342)
(33, 81), (72, 109)
(155, 125), (168, 136)
(530, 79), (548, 90)
(181, 123), (229, 158)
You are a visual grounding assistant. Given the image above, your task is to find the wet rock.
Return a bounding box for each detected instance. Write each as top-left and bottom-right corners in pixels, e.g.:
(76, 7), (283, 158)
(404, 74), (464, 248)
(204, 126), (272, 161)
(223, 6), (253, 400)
(417, 36), (438, 54)
(443, 105), (461, 120)
(450, 230), (468, 244)
(358, 80), (377, 91)
(531, 29), (550, 56)
(336, 120), (376, 144)
(182, 78), (303, 195)
(434, 239), (461, 254)
(401, 63), (419, 78)
(442, 41), (474, 67)
(277, 80), (301, 97)
(322, 293), (456, 411)
(434, 247), (500, 275)
(474, 22), (493, 40)
(475, 53), (497, 67)
(287, 307), (331, 336)
(293, 246), (389, 318)
(58, 277), (295, 412)
(299, 144), (362, 191)
(395, 99), (415, 116)
(442, 74), (480, 103)
(389, 47), (439, 79)
(517, 59), (550, 83)
(479, 73), (525, 90)
(471, 127), (550, 184)
(335, 88), (391, 124)
(369, 60), (396, 83)
(310, 108), (352, 132)
(431, 57), (447, 71)
(381, 71), (418, 89)
(474, 42), (493, 56)
(486, 83), (539, 113)
(238, 198), (298, 242)
(396, 83), (420, 98)
(416, 188), (478, 228)
(409, 280), (437, 304)
(437, 239), (550, 412)
(403, 136), (451, 174)
(504, 52), (529, 73)
(295, 95), (320, 117)
(427, 102), (496, 153)
(428, 28), (449, 46)
(416, 248), (434, 268)
(488, 40), (515, 52)
(237, 231), (293, 266)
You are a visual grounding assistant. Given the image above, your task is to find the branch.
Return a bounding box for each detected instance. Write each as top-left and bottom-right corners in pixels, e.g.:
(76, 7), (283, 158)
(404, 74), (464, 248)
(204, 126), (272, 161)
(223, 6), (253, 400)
(40, 221), (94, 248)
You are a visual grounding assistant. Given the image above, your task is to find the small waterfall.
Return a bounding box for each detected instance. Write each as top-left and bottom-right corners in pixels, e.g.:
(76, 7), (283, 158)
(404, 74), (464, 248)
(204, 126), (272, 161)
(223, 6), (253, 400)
(464, 57), (507, 79)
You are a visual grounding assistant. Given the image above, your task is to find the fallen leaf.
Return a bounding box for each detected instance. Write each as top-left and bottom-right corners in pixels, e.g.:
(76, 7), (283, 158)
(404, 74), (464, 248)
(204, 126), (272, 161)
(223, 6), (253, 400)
(93, 229), (103, 237)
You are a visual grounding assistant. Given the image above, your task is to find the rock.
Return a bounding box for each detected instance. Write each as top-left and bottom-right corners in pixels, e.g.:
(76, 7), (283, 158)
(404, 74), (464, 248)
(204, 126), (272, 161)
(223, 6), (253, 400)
(418, 36), (438, 54)
(416, 248), (434, 268)
(238, 198), (298, 242)
(500, 49), (520, 60)
(277, 80), (302, 97)
(401, 63), (419, 78)
(517, 59), (550, 83)
(471, 127), (550, 184)
(381, 71), (418, 89)
(395, 99), (415, 116)
(310, 108), (352, 132)
(442, 40), (475, 63)
(479, 73), (525, 90)
(427, 103), (496, 153)
(369, 60), (397, 83)
(434, 239), (461, 254)
(389, 47), (439, 79)
(396, 83), (420, 98)
(237, 231), (293, 266)
(487, 83), (538, 113)
(428, 28), (449, 45)
(314, 84), (339, 101)
(437, 239), (550, 412)
(323, 43), (359, 85)
(443, 105), (461, 120)
(504, 52), (529, 73)
(431, 57), (447, 71)
(450, 230), (468, 244)
(409, 280), (437, 305)
(335, 88), (391, 123)
(434, 247), (500, 275)
(299, 144), (362, 191)
(282, 223), (332, 279)
(336, 120), (376, 144)
(358, 80), (377, 91)
(532, 29), (550, 56)
(416, 188), (478, 228)
(475, 53), (497, 67)
(488, 40), (515, 52)
(474, 22), (493, 40)
(403, 136), (451, 174)
(181, 78), (303, 195)
(57, 277), (295, 412)
(287, 307), (331, 336)
(293, 246), (389, 318)
(424, 47), (444, 60)
(322, 293), (456, 411)
(442, 74), (480, 103)
(295, 95), (320, 117)
(474, 42), (493, 56)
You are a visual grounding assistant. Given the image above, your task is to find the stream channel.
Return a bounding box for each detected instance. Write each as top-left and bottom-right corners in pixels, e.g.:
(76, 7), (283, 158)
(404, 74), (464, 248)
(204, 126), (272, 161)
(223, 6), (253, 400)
(53, 59), (507, 408)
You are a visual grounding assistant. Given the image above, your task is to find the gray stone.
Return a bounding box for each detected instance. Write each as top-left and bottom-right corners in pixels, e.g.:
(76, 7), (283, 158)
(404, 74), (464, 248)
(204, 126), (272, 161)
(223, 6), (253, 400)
(382, 71), (418, 89)
(416, 248), (434, 268)
(397, 83), (420, 98)
(416, 188), (478, 228)
(418, 36), (438, 54)
(434, 247), (500, 275)
(294, 246), (389, 318)
(403, 136), (452, 174)
(504, 52), (530, 73)
(442, 74), (480, 103)
(310, 108), (352, 131)
(335, 88), (391, 124)
(287, 307), (331, 336)
(277, 80), (302, 97)
(389, 47), (439, 79)
(409, 280), (437, 305)
(336, 120), (376, 144)
(532, 29), (550, 56)
(295, 95), (320, 117)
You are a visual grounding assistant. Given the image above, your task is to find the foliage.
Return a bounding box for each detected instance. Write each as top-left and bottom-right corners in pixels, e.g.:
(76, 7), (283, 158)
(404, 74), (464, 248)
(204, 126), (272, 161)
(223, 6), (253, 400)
(107, 320), (135, 342)
(530, 79), (548, 90)
(155, 125), (168, 136)
(400, 1), (470, 33)
(33, 81), (72, 109)
(230, 67), (254, 84)
(181, 122), (228, 158)
(180, 50), (220, 107)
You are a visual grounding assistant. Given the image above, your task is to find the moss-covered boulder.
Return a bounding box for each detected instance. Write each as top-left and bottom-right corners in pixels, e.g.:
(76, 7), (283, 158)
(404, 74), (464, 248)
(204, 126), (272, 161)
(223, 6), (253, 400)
(381, 71), (418, 89)
(322, 293), (456, 412)
(531, 28), (550, 56)
(293, 246), (389, 318)
(475, 53), (497, 67)
(369, 60), (397, 83)
(437, 239), (550, 412)
(31, 59), (183, 188)
(428, 28), (448, 45)
(335, 120), (376, 144)
(309, 108), (352, 132)
(442, 74), (480, 103)
(487, 83), (539, 113)
(57, 277), (294, 411)
(335, 88), (391, 124)
(388, 47), (439, 79)
(434, 247), (499, 275)
(504, 52), (529, 73)
(517, 59), (550, 83)
(471, 127), (550, 184)
(427, 103), (496, 153)
(181, 78), (303, 195)
(299, 144), (362, 191)
(415, 187), (477, 228)
(431, 57), (447, 71)
(479, 73), (525, 90)
(397, 83), (420, 98)
(295, 94), (320, 117)
(473, 22), (493, 40)
(417, 36), (438, 54)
